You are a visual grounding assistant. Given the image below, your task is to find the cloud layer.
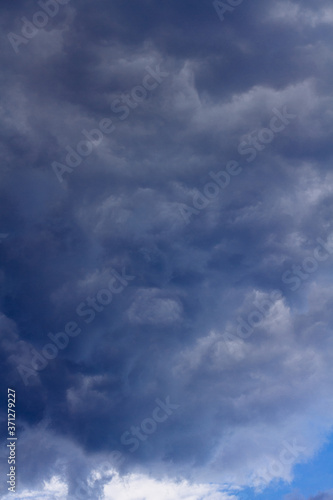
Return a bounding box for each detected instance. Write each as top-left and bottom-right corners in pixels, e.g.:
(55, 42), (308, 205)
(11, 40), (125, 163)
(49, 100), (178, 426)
(1, 0), (333, 498)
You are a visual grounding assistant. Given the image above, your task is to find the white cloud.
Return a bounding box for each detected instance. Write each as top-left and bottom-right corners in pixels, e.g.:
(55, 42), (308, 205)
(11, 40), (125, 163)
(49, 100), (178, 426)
(266, 2), (333, 27)
(2, 476), (68, 500)
(103, 471), (233, 500)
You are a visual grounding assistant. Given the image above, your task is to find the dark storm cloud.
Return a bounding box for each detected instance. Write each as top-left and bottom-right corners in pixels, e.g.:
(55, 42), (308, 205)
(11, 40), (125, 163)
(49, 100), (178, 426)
(1, 0), (333, 497)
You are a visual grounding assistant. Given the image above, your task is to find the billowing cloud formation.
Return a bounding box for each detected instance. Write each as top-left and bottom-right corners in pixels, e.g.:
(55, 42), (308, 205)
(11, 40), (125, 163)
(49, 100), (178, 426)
(0, 0), (333, 498)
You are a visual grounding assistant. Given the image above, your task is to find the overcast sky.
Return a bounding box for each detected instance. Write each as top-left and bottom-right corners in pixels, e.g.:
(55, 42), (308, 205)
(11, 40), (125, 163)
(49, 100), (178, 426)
(1, 0), (333, 499)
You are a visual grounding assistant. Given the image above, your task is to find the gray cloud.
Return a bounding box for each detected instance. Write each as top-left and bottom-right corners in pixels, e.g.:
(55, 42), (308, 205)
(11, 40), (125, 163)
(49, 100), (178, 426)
(0, 0), (333, 498)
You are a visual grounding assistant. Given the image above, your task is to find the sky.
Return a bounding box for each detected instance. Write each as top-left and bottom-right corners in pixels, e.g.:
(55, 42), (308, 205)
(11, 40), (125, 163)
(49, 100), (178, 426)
(0, 0), (333, 499)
